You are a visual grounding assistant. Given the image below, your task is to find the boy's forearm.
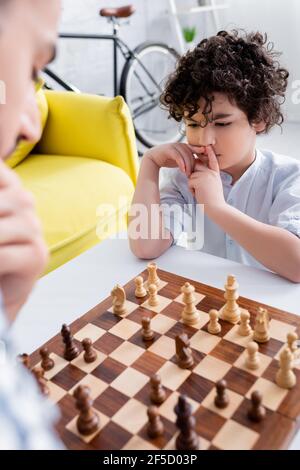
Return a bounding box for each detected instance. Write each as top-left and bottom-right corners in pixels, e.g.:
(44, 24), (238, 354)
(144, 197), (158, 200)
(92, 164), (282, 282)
(128, 156), (172, 258)
(207, 204), (300, 282)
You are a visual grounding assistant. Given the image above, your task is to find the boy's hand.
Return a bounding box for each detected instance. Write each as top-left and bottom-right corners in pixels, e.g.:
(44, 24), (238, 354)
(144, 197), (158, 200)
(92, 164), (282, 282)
(188, 145), (226, 211)
(145, 143), (199, 177)
(0, 161), (49, 322)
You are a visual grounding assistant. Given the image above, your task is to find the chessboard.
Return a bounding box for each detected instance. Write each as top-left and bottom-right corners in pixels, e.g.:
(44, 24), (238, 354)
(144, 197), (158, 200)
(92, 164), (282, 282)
(27, 266), (300, 450)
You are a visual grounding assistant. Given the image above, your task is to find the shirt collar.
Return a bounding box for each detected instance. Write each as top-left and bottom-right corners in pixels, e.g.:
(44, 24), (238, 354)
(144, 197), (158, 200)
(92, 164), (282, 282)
(220, 149), (262, 187)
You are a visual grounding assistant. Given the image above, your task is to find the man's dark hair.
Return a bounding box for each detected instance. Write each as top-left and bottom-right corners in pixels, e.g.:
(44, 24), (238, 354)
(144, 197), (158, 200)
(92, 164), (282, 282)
(160, 30), (289, 133)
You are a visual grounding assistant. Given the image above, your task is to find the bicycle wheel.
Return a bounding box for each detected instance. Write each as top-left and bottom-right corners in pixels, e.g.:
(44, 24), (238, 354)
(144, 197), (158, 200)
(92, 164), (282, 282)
(120, 42), (184, 149)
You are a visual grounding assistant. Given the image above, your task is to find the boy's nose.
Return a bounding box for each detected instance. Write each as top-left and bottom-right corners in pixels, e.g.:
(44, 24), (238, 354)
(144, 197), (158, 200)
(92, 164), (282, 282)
(198, 126), (216, 147)
(19, 86), (41, 143)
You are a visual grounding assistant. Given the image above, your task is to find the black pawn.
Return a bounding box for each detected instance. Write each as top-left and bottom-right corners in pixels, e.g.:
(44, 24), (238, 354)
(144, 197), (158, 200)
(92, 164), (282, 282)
(61, 324), (80, 361)
(175, 395), (200, 450)
(214, 379), (229, 409)
(147, 406), (164, 438)
(248, 391), (266, 422)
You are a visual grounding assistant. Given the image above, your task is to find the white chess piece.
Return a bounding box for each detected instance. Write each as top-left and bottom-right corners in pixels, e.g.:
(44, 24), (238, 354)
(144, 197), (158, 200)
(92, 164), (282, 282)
(146, 263), (160, 288)
(245, 341), (260, 370)
(253, 307), (270, 343)
(111, 285), (127, 316)
(238, 310), (253, 336)
(219, 275), (242, 324)
(208, 309), (221, 334)
(135, 276), (147, 298)
(148, 284), (159, 307)
(181, 282), (200, 326)
(276, 347), (296, 389)
(287, 332), (298, 356)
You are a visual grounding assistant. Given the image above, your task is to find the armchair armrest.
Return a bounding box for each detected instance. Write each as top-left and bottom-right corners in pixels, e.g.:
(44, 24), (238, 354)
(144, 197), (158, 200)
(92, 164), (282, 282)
(36, 91), (139, 184)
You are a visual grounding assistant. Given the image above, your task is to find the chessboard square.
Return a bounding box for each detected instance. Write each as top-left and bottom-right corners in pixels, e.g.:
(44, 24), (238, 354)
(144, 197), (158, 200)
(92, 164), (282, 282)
(141, 295), (172, 314)
(93, 386), (128, 418)
(194, 406), (226, 442)
(269, 319), (296, 342)
(178, 373), (214, 403)
(93, 332), (123, 355)
(92, 357), (126, 384)
(202, 387), (244, 419)
(66, 410), (109, 444)
(108, 299), (139, 317)
(159, 391), (199, 423)
(51, 364), (86, 391)
(210, 339), (244, 364)
(190, 330), (221, 354)
(194, 355), (232, 382)
(223, 366), (257, 395)
(112, 398), (148, 434)
(109, 341), (144, 366)
(223, 324), (254, 348)
(212, 419), (259, 450)
(150, 314), (177, 335)
(35, 353), (69, 380)
(123, 436), (157, 450)
(111, 367), (149, 397)
(73, 323), (106, 343)
(246, 377), (288, 411)
(174, 291), (205, 306)
(131, 350), (166, 377)
(109, 318), (141, 340)
(69, 374), (108, 400)
(71, 350), (106, 374)
(47, 381), (66, 403)
(148, 335), (175, 360)
(157, 361), (191, 391)
(234, 350), (272, 377)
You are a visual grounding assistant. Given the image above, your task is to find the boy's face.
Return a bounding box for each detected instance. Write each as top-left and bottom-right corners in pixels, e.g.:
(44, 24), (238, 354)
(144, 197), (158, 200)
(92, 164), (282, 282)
(184, 92), (266, 174)
(0, 0), (61, 160)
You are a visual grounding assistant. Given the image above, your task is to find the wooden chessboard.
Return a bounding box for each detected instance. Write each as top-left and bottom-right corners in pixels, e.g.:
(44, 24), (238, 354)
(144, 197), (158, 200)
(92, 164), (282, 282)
(29, 268), (300, 450)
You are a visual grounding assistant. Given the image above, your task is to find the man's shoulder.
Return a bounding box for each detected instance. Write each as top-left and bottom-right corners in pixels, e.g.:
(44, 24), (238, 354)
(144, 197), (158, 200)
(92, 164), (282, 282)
(258, 148), (300, 186)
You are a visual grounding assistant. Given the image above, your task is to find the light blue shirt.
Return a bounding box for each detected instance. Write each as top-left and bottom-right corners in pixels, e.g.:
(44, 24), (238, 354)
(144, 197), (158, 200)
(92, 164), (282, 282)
(159, 148), (300, 271)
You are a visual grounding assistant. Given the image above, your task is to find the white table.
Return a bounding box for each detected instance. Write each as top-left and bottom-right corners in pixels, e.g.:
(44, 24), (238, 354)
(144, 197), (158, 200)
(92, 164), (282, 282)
(12, 235), (300, 449)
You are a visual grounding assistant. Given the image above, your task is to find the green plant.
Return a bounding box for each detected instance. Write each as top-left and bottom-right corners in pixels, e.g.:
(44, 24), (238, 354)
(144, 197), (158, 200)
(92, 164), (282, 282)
(182, 26), (197, 43)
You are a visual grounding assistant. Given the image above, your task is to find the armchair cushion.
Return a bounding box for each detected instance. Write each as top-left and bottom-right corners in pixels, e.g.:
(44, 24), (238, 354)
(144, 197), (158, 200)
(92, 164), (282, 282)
(6, 82), (49, 168)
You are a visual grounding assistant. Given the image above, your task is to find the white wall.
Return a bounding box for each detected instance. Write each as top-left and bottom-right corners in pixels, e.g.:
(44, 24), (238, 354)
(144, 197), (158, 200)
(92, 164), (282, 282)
(51, 0), (300, 123)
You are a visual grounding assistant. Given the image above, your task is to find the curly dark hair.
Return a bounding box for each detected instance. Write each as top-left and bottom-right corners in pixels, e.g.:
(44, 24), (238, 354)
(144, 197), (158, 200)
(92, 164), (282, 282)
(160, 30), (289, 133)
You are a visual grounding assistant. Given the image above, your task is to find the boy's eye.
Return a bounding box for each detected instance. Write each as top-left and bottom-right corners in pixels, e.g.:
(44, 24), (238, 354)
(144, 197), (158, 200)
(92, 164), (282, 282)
(215, 122), (232, 127)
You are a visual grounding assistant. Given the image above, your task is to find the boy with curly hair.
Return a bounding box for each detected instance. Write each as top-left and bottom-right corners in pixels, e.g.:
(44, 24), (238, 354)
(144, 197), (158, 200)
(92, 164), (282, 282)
(128, 30), (300, 282)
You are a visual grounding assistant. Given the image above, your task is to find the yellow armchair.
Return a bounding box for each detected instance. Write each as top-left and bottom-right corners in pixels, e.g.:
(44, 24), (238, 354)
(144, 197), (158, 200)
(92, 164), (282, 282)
(10, 90), (139, 274)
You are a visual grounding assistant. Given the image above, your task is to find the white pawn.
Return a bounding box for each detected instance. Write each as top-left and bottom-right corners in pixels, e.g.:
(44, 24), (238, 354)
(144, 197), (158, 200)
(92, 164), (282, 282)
(287, 331), (298, 356)
(135, 276), (147, 298)
(238, 310), (253, 336)
(245, 341), (260, 370)
(276, 347), (296, 389)
(148, 284), (159, 307)
(181, 282), (200, 326)
(208, 309), (221, 335)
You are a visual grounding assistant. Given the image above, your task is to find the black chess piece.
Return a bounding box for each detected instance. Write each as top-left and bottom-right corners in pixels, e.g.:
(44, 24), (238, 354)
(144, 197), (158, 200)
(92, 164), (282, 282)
(82, 338), (97, 363)
(61, 324), (80, 361)
(248, 390), (266, 422)
(174, 395), (200, 450)
(74, 385), (100, 436)
(147, 406), (164, 438)
(150, 374), (166, 405)
(214, 379), (229, 409)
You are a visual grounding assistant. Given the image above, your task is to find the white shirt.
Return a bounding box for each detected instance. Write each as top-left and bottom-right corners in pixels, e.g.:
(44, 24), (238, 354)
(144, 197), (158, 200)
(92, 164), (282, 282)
(0, 290), (62, 450)
(159, 148), (300, 271)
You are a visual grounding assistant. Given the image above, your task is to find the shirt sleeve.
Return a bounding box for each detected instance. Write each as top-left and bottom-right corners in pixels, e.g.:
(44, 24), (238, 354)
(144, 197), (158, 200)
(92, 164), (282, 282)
(159, 168), (189, 244)
(268, 172), (300, 237)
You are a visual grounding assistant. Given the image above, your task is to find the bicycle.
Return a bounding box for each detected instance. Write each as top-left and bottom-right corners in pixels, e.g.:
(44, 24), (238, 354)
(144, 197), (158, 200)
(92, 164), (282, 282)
(44, 4), (184, 149)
